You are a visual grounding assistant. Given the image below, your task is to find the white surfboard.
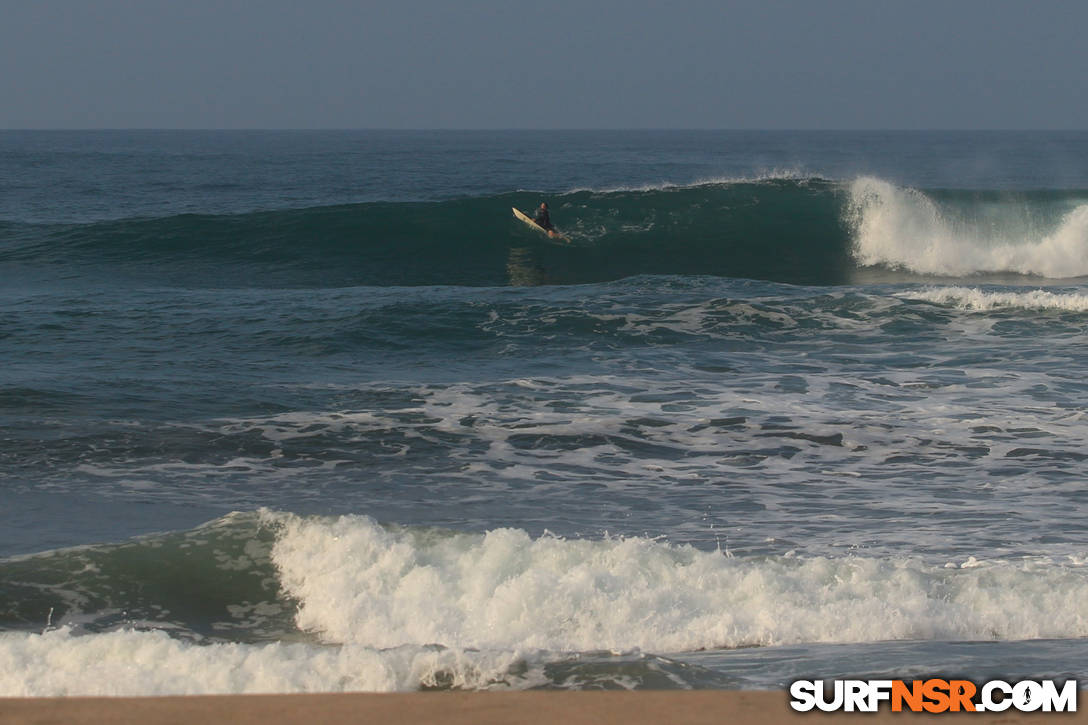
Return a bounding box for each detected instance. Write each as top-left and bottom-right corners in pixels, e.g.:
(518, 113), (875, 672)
(513, 207), (567, 242)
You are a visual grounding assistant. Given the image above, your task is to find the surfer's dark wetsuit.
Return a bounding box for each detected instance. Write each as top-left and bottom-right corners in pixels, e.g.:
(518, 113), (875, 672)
(534, 204), (554, 231)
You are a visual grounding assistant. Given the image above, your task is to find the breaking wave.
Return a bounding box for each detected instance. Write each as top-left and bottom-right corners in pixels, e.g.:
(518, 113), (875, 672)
(5, 177), (1087, 287)
(3, 511), (1088, 695)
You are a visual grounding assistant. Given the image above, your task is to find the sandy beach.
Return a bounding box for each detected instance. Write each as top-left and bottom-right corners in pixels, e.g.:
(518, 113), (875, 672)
(2, 691), (1085, 725)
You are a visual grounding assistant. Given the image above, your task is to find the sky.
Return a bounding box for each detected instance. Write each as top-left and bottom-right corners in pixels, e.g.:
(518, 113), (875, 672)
(2, 0), (1086, 129)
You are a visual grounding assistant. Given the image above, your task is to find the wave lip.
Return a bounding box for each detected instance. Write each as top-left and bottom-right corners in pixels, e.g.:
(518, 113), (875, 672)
(559, 169), (819, 195)
(847, 176), (1088, 278)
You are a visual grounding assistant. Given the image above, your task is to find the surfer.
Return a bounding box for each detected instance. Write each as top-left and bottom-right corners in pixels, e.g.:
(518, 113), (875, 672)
(533, 202), (554, 232)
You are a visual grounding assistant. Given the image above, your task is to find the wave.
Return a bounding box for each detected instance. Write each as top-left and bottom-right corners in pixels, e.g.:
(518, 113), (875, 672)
(4, 511), (1088, 694)
(5, 177), (1088, 287)
(0, 512), (286, 642)
(269, 512), (1088, 652)
(847, 177), (1088, 278)
(899, 286), (1088, 312)
(0, 179), (847, 287)
(0, 627), (735, 695)
(5, 511), (1088, 641)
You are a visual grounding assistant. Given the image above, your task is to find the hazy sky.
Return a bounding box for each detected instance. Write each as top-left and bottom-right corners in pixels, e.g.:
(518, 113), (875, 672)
(3, 0), (1086, 129)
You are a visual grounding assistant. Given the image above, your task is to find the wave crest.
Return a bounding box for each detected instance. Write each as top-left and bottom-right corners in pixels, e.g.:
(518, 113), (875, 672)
(7, 178), (1088, 286)
(268, 512), (1088, 652)
(847, 176), (1088, 278)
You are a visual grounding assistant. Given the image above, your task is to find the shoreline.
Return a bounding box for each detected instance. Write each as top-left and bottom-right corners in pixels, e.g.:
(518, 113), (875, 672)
(2, 691), (1085, 725)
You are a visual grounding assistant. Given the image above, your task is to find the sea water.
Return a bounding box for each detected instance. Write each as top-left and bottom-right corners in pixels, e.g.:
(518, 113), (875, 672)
(1, 130), (1087, 695)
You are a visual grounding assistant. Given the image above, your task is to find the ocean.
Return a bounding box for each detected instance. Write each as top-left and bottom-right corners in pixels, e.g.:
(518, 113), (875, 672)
(1, 130), (1087, 695)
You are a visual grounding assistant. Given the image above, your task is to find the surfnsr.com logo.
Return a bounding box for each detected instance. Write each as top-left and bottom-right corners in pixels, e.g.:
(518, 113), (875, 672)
(789, 679), (1077, 713)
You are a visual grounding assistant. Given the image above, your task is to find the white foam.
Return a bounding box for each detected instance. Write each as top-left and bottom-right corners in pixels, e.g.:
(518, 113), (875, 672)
(267, 512), (1088, 653)
(846, 177), (1088, 278)
(0, 628), (526, 696)
(560, 170), (815, 195)
(900, 286), (1088, 312)
(6, 513), (1088, 696)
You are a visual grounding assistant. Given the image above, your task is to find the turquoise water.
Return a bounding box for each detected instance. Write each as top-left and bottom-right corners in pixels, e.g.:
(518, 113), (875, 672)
(2, 131), (1088, 694)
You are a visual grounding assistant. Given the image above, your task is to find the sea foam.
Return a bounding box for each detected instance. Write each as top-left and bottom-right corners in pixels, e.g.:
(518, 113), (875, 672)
(899, 286), (1088, 312)
(847, 177), (1088, 278)
(0, 628), (525, 696)
(4, 511), (1088, 696)
(268, 513), (1088, 652)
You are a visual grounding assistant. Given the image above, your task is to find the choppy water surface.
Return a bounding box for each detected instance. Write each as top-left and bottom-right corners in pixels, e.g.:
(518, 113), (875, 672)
(2, 131), (1087, 695)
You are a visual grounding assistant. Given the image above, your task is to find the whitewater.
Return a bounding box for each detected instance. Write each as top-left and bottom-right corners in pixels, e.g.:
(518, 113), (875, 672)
(2, 130), (1088, 695)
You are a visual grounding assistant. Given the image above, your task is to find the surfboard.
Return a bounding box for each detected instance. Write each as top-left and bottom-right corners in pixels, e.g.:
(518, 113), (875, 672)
(513, 207), (567, 242)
